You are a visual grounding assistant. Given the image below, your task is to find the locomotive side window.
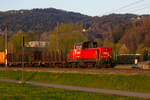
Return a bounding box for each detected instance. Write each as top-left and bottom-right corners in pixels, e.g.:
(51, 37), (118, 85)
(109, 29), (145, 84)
(93, 42), (97, 48)
(83, 42), (92, 49)
(83, 41), (97, 49)
(75, 43), (82, 50)
(83, 43), (88, 49)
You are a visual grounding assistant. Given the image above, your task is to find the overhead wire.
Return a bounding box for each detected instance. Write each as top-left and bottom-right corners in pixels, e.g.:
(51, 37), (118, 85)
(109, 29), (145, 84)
(119, 1), (149, 11)
(103, 0), (146, 15)
(119, 1), (150, 13)
(129, 5), (150, 13)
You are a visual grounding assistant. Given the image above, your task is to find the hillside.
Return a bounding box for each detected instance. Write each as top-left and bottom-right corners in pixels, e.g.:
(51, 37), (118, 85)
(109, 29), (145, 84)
(82, 14), (137, 39)
(0, 8), (150, 51)
(0, 8), (91, 32)
(0, 8), (137, 34)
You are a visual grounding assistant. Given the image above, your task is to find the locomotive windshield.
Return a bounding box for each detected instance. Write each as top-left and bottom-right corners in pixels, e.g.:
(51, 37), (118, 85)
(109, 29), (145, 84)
(75, 43), (82, 50)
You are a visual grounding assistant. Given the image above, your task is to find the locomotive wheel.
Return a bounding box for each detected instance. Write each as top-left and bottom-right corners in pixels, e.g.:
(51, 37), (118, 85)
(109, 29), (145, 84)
(87, 63), (94, 68)
(71, 63), (76, 68)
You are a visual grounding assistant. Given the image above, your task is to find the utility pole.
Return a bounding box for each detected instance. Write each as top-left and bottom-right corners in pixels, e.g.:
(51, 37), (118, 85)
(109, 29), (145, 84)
(56, 22), (60, 61)
(5, 26), (8, 68)
(21, 35), (25, 83)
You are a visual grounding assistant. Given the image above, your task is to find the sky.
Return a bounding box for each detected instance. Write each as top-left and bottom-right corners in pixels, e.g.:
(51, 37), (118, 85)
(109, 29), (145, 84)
(0, 0), (150, 16)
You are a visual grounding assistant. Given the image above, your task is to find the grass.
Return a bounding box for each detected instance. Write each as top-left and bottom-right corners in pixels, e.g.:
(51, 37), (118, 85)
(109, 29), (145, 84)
(0, 70), (150, 93)
(0, 81), (149, 100)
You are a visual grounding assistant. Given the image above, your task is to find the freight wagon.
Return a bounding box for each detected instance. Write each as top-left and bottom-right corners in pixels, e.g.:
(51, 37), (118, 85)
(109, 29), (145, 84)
(0, 52), (5, 65)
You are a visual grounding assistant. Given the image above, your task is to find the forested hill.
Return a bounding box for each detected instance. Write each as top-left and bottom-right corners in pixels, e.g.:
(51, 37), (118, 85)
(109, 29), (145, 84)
(0, 8), (137, 33)
(0, 8), (91, 32)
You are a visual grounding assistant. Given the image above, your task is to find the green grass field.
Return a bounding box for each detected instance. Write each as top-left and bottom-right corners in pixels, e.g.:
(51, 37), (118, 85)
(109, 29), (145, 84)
(0, 70), (150, 93)
(0, 81), (148, 100)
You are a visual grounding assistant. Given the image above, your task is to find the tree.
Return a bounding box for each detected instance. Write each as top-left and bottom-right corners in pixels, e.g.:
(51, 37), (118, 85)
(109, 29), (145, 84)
(26, 30), (35, 40)
(10, 30), (30, 53)
(144, 32), (150, 47)
(94, 38), (103, 47)
(0, 35), (4, 51)
(119, 18), (150, 52)
(143, 49), (148, 61)
(136, 43), (145, 54)
(148, 48), (150, 54)
(49, 24), (88, 60)
(119, 44), (129, 54)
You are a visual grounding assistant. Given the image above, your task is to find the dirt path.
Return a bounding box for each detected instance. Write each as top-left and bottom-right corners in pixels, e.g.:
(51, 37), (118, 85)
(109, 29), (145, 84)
(0, 79), (150, 99)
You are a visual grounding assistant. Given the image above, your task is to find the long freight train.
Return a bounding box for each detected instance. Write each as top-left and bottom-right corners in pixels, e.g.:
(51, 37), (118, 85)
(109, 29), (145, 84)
(0, 41), (114, 68)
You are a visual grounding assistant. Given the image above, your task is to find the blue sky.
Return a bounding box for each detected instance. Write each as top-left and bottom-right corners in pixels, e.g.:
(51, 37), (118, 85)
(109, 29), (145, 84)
(1, 0), (150, 16)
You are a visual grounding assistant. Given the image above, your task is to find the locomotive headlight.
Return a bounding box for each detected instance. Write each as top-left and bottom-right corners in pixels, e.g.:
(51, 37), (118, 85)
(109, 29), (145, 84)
(104, 52), (108, 55)
(77, 51), (81, 54)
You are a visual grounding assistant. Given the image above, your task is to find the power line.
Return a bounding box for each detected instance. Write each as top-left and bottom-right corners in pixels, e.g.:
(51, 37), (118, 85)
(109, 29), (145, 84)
(129, 4), (150, 13)
(103, 0), (145, 15)
(118, 1), (150, 13)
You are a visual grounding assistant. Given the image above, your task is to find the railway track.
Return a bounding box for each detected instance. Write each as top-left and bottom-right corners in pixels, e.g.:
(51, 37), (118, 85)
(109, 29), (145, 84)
(0, 67), (150, 75)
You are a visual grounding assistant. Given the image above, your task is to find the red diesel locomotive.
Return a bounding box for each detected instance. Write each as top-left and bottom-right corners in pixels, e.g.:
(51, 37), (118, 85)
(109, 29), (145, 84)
(69, 41), (113, 67)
